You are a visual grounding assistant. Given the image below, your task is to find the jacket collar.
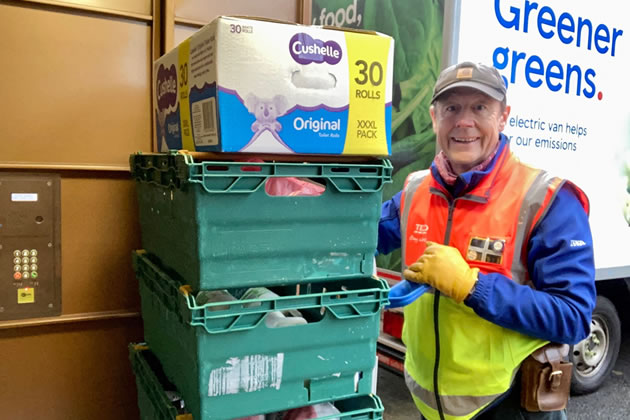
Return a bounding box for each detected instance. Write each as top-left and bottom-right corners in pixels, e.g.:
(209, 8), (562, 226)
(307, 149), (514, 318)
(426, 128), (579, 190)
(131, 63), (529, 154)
(430, 133), (510, 197)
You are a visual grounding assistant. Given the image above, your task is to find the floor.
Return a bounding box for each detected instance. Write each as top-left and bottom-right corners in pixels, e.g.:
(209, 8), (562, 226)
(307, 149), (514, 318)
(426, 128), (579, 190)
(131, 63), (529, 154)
(376, 366), (418, 419)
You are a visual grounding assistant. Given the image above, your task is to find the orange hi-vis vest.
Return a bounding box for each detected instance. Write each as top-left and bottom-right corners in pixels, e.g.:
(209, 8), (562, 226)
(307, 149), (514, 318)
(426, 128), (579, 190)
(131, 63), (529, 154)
(399, 147), (588, 420)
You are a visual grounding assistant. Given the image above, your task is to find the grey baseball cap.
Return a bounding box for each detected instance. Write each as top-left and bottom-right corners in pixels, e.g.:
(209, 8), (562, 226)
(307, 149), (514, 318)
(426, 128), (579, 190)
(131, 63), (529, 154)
(431, 62), (506, 103)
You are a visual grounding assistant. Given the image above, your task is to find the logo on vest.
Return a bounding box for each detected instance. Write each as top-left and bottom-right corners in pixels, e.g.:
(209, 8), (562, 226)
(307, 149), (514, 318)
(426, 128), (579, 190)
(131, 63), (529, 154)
(466, 237), (506, 264)
(408, 224), (429, 243)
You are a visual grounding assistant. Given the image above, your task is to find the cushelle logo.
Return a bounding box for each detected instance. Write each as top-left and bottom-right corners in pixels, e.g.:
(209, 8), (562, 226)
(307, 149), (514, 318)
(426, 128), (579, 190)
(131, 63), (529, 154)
(289, 33), (342, 65)
(156, 64), (178, 111)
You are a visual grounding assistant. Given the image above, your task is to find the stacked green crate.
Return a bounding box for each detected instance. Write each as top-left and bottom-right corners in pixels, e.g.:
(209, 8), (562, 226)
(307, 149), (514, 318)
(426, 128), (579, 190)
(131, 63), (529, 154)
(129, 343), (385, 420)
(129, 152), (392, 419)
(129, 343), (192, 420)
(129, 153), (392, 290)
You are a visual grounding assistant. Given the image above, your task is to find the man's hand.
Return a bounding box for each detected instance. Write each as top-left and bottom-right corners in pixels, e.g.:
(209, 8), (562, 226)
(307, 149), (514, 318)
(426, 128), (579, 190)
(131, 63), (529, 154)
(403, 241), (479, 303)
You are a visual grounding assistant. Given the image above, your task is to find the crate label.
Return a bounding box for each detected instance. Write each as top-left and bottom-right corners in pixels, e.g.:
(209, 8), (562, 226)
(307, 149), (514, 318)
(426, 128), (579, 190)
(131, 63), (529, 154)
(208, 353), (284, 396)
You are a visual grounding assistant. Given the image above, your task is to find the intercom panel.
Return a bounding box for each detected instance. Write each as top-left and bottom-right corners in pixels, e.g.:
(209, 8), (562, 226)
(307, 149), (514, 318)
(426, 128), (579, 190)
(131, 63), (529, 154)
(0, 173), (61, 320)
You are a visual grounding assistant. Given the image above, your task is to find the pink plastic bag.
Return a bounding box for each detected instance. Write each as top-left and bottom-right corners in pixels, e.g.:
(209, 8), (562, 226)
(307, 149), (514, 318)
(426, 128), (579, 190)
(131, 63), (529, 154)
(265, 177), (325, 196)
(238, 158), (325, 197)
(282, 402), (340, 419)
(281, 405), (318, 420)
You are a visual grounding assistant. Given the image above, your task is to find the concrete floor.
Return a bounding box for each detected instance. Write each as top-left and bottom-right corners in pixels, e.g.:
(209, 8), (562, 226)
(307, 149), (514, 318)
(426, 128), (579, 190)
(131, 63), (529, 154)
(376, 367), (417, 419)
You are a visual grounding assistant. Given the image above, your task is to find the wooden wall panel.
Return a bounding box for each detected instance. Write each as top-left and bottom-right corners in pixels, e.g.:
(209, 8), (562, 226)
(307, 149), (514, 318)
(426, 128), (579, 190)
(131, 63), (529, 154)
(13, 0), (152, 16)
(0, 3), (153, 166)
(0, 1), (152, 419)
(37, 0), (152, 16)
(174, 23), (198, 46)
(174, 0), (301, 24)
(0, 318), (144, 420)
(60, 175), (141, 314)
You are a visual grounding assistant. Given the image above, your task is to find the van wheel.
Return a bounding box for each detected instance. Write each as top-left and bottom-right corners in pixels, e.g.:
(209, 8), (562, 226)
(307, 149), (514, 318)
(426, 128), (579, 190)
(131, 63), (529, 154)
(570, 295), (621, 395)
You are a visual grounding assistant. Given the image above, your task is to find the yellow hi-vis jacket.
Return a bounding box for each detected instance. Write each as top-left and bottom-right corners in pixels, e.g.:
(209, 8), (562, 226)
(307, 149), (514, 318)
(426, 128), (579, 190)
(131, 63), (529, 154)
(400, 148), (588, 420)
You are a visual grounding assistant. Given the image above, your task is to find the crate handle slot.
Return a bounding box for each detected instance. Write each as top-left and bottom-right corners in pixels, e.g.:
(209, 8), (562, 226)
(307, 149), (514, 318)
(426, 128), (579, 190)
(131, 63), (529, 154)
(205, 165), (229, 172)
(328, 177), (382, 193)
(241, 164), (263, 172)
(359, 167), (378, 173)
(327, 303), (380, 319)
(194, 312), (267, 334)
(198, 175), (268, 193)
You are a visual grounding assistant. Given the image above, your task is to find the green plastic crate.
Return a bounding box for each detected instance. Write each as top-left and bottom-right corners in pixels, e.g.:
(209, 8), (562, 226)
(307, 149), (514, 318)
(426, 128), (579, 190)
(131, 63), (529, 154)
(130, 153), (392, 291)
(129, 343), (385, 420)
(129, 343), (193, 420)
(132, 250), (389, 420)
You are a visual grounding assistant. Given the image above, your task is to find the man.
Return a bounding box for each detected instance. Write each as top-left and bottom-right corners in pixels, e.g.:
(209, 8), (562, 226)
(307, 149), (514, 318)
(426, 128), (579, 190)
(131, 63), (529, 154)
(378, 62), (596, 420)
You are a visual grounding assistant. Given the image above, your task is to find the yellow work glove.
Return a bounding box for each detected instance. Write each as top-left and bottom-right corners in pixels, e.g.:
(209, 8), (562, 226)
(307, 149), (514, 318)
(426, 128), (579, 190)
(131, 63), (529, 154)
(403, 241), (479, 303)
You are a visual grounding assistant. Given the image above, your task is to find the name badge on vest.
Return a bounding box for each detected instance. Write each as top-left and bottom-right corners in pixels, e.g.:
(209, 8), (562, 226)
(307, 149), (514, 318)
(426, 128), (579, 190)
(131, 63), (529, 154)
(467, 237), (506, 264)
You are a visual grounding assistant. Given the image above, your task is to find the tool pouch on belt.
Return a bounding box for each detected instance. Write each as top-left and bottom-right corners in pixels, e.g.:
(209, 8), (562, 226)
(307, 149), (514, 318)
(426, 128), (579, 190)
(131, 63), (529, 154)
(520, 343), (572, 412)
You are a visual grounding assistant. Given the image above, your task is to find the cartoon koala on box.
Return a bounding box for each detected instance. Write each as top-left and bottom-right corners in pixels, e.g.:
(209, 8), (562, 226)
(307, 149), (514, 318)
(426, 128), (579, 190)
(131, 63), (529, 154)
(245, 94), (289, 134)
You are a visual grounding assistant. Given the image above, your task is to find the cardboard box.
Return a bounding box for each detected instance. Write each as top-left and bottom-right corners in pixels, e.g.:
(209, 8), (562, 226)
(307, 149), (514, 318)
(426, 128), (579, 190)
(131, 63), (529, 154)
(154, 16), (394, 156)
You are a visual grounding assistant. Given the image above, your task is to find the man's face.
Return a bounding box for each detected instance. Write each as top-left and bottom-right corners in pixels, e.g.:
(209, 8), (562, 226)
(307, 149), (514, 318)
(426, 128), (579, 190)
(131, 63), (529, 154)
(430, 87), (510, 174)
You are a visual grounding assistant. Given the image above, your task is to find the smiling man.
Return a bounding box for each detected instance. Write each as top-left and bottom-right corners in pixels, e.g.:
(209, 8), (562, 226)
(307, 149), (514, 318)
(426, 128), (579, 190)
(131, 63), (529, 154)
(377, 62), (596, 420)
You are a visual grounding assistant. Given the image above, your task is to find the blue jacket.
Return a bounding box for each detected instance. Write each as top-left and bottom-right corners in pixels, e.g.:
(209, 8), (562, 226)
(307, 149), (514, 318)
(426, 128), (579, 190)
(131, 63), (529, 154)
(378, 135), (596, 344)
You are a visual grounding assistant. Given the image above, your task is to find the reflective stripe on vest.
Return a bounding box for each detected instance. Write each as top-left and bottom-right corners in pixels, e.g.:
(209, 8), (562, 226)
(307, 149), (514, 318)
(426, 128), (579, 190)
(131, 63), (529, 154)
(404, 370), (504, 417)
(399, 150), (588, 420)
(511, 170), (559, 285)
(401, 170), (429, 272)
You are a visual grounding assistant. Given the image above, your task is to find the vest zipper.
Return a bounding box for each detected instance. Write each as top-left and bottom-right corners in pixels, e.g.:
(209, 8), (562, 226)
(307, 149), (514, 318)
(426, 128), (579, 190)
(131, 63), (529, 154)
(428, 188), (486, 419)
(428, 189), (456, 420)
(433, 290), (444, 420)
